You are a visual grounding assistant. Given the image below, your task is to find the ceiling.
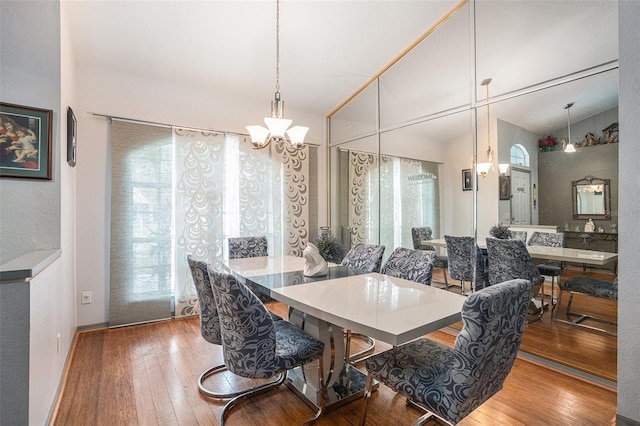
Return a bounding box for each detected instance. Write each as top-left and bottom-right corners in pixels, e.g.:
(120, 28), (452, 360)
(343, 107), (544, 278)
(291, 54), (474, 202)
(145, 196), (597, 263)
(64, 0), (619, 138)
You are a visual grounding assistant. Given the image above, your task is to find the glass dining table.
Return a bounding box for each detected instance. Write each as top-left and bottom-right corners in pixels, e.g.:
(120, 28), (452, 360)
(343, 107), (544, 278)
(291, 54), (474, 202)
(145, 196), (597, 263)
(220, 254), (467, 412)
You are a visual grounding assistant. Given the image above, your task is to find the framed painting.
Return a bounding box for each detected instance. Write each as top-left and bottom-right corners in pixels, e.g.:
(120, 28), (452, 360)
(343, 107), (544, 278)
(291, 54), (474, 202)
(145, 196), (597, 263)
(462, 169), (474, 191)
(499, 175), (511, 200)
(67, 106), (77, 167)
(0, 102), (53, 179)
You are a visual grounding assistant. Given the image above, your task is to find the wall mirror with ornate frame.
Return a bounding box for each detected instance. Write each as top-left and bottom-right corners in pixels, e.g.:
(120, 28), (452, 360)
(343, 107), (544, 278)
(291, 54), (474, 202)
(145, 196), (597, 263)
(572, 176), (611, 220)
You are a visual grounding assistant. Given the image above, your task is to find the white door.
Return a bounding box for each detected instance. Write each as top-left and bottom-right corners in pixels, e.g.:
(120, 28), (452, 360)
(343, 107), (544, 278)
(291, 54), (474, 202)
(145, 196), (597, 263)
(511, 169), (531, 225)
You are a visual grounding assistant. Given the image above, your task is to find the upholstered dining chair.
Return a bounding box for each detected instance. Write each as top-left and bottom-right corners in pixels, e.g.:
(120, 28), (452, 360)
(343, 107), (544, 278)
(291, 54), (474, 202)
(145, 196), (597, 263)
(340, 242), (386, 274)
(228, 235), (268, 259)
(509, 230), (528, 243)
(340, 242), (385, 363)
(411, 227), (450, 289)
(360, 279), (531, 426)
(486, 237), (545, 319)
(554, 276), (618, 335)
(227, 235), (274, 303)
(528, 231), (565, 309)
(207, 266), (326, 425)
(444, 235), (486, 294)
(380, 247), (436, 286)
(187, 255), (283, 400)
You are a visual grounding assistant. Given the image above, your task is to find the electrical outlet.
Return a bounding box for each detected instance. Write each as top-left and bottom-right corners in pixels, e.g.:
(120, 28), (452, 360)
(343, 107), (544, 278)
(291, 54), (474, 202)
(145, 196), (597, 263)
(81, 291), (92, 304)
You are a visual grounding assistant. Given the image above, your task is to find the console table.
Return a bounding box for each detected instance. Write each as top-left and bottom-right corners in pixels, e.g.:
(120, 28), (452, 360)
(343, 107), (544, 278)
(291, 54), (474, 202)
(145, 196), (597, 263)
(564, 231), (618, 271)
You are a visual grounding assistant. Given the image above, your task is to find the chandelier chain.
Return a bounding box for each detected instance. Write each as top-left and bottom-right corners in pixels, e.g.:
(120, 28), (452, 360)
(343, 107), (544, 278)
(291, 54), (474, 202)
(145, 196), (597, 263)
(275, 0), (280, 93)
(486, 82), (490, 149)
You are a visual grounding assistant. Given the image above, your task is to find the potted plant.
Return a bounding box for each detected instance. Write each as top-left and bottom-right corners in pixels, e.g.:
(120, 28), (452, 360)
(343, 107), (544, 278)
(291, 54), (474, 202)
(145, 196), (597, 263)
(312, 232), (346, 264)
(489, 223), (511, 239)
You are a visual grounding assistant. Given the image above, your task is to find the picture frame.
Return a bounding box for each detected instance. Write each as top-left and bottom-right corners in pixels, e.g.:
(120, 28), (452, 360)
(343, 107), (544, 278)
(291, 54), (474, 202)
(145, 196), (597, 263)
(499, 175), (511, 200)
(0, 102), (53, 179)
(462, 169), (474, 191)
(67, 106), (77, 167)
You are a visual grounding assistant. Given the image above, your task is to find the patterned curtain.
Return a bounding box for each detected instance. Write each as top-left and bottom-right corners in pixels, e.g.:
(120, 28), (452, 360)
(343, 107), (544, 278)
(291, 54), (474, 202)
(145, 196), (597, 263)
(348, 151), (379, 245)
(174, 129), (310, 316)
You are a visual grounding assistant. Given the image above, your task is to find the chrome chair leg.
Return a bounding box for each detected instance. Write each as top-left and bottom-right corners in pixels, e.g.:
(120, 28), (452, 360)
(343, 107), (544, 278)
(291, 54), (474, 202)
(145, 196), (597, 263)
(199, 363), (285, 399)
(302, 355), (326, 425)
(218, 372), (286, 425)
(346, 330), (376, 364)
(359, 373), (375, 426)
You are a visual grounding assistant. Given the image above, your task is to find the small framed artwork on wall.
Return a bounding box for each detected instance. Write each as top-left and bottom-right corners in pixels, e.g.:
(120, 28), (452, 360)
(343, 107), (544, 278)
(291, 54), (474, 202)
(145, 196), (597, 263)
(462, 169), (474, 191)
(0, 102), (53, 179)
(499, 175), (511, 200)
(67, 107), (77, 167)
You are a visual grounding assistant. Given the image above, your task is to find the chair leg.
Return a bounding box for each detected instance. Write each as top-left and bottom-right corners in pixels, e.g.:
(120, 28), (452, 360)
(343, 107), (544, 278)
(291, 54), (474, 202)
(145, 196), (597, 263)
(199, 363), (284, 399)
(218, 372), (286, 425)
(359, 373), (375, 426)
(442, 268), (449, 290)
(346, 330), (376, 364)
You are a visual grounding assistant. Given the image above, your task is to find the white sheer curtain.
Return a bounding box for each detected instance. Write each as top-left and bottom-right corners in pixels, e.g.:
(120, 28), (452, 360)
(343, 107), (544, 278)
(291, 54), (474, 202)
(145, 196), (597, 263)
(173, 128), (310, 316)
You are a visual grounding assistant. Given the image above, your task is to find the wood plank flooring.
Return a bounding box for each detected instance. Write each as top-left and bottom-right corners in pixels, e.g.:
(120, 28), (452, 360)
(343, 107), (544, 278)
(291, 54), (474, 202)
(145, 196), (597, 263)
(52, 287), (617, 425)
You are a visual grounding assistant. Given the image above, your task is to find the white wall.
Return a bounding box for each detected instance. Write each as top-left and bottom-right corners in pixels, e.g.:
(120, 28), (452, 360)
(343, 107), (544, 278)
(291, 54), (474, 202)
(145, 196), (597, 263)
(74, 66), (327, 326)
(617, 1), (640, 422)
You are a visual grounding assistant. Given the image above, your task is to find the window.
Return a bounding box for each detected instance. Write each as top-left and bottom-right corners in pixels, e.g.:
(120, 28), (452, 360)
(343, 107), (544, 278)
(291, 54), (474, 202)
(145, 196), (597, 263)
(510, 144), (529, 167)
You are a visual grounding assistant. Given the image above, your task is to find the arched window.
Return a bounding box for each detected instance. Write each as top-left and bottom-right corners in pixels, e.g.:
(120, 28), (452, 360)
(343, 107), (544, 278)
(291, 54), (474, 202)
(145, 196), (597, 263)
(510, 144), (529, 167)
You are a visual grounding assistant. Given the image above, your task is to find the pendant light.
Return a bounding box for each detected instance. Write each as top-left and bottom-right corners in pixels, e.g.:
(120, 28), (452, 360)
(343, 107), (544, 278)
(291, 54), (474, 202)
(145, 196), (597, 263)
(564, 102), (577, 153)
(246, 0), (308, 149)
(477, 78), (509, 178)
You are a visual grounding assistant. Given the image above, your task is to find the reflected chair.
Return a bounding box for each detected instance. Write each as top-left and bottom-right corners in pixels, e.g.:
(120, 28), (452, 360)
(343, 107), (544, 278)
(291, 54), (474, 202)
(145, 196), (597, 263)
(411, 227), (450, 289)
(228, 235), (268, 259)
(486, 237), (545, 319)
(340, 242), (386, 274)
(360, 279), (531, 426)
(444, 235), (486, 293)
(528, 231), (565, 310)
(340, 243), (386, 363)
(554, 276), (618, 336)
(380, 247), (436, 286)
(187, 255), (283, 400)
(509, 230), (528, 243)
(208, 267), (326, 425)
(228, 235), (274, 303)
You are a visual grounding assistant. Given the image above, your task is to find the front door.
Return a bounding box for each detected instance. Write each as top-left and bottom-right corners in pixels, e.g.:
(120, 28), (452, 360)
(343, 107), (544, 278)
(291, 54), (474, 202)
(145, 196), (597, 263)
(511, 169), (531, 225)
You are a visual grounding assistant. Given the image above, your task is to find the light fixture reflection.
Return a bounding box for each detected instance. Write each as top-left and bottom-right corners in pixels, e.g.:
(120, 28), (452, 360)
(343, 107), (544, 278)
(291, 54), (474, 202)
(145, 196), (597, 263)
(477, 78), (509, 178)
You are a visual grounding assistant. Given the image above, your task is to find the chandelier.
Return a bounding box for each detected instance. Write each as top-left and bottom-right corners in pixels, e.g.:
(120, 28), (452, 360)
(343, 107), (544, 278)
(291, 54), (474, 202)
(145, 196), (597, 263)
(563, 102), (577, 153)
(477, 78), (509, 178)
(246, 0), (308, 149)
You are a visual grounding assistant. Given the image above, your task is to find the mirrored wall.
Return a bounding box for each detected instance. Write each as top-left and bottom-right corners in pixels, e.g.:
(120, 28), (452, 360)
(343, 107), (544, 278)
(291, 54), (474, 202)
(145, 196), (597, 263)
(327, 0), (618, 379)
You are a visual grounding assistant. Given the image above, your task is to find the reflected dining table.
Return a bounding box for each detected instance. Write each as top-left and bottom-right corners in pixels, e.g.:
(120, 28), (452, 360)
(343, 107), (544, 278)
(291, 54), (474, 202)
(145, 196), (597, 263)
(424, 238), (618, 266)
(220, 254), (467, 412)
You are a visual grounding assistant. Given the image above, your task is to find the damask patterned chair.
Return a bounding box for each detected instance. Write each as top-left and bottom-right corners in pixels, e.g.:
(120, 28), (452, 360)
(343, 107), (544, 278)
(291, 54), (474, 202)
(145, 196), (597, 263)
(360, 279), (531, 426)
(207, 267), (326, 425)
(187, 255), (283, 399)
(340, 243), (386, 274)
(444, 235), (486, 293)
(380, 247), (436, 286)
(554, 276), (618, 335)
(411, 227), (450, 289)
(509, 230), (528, 243)
(528, 231), (565, 309)
(340, 242), (385, 363)
(228, 235), (274, 303)
(486, 237), (545, 318)
(228, 235), (268, 259)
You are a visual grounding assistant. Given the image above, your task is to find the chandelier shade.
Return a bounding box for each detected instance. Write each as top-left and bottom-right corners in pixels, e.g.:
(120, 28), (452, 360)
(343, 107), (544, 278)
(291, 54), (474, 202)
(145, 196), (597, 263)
(477, 78), (509, 178)
(564, 102), (576, 153)
(246, 0), (308, 149)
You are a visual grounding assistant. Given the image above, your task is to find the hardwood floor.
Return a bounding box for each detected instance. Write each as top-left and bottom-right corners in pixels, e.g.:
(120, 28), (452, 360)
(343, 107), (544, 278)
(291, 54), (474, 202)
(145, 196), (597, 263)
(52, 292), (617, 425)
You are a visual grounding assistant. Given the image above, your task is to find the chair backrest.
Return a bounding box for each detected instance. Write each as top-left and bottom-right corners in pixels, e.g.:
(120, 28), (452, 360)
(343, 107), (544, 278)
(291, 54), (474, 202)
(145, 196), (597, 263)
(444, 235), (485, 288)
(411, 227), (434, 251)
(187, 255), (222, 345)
(528, 231), (565, 248)
(486, 237), (542, 286)
(380, 247), (435, 286)
(340, 243), (386, 274)
(444, 279), (531, 423)
(508, 230), (528, 243)
(228, 236), (268, 259)
(207, 266), (279, 378)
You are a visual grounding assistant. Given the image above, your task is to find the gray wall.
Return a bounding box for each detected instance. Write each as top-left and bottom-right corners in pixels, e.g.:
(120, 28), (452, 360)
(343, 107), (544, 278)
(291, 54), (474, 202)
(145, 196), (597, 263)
(0, 1), (61, 264)
(538, 143), (618, 231)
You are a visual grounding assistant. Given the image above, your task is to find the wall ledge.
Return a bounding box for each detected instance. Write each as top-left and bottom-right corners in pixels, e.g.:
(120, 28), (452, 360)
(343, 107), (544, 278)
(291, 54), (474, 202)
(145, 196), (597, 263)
(0, 249), (61, 283)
